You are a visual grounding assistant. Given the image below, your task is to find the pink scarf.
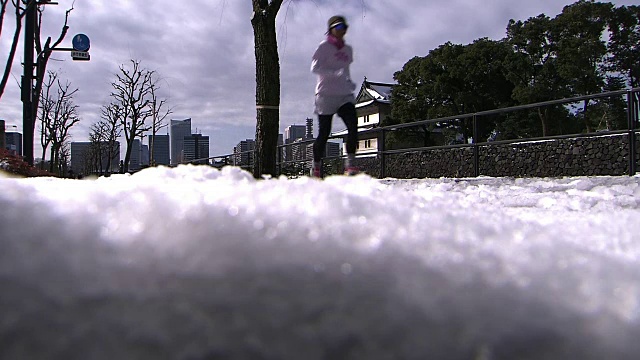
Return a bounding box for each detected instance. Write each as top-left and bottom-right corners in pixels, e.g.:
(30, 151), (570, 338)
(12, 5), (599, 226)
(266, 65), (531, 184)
(327, 34), (345, 50)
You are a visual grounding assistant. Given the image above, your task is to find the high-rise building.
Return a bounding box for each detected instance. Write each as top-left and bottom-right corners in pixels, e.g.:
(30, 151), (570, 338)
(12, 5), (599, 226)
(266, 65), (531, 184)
(149, 134), (170, 166)
(233, 139), (255, 167)
(5, 132), (22, 156)
(71, 141), (120, 176)
(291, 138), (309, 162)
(129, 139), (142, 171)
(284, 125), (307, 162)
(285, 125), (306, 143)
(170, 118), (191, 165)
(184, 134), (210, 164)
(141, 144), (149, 167)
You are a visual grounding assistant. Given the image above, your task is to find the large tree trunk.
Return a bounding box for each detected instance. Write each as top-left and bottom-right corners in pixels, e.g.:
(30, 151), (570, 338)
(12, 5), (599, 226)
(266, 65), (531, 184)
(251, 0), (282, 179)
(123, 137), (133, 173)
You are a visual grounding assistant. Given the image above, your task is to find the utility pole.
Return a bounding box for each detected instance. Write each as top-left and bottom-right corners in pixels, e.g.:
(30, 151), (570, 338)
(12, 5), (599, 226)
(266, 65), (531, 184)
(22, 0), (36, 165)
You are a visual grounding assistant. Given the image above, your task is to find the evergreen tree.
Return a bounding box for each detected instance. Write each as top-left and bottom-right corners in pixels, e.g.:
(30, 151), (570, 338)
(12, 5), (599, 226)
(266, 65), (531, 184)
(552, 0), (613, 132)
(391, 39), (514, 147)
(607, 5), (640, 88)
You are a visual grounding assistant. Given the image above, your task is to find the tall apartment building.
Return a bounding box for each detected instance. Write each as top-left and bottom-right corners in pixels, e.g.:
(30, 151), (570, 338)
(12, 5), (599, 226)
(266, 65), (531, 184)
(170, 118), (191, 165)
(233, 139), (255, 167)
(184, 134), (210, 164)
(71, 141), (120, 176)
(290, 138), (309, 162)
(149, 134), (170, 166)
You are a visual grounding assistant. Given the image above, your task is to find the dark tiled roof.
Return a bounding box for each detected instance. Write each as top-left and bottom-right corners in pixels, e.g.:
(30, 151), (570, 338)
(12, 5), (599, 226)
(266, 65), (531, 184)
(356, 79), (395, 104)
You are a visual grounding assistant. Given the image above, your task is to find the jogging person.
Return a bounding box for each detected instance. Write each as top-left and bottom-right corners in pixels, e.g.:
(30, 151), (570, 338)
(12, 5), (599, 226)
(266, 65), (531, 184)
(310, 15), (359, 177)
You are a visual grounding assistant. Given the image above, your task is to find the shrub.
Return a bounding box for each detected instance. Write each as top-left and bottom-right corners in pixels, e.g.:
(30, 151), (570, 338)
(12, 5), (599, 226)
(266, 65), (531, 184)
(0, 149), (53, 177)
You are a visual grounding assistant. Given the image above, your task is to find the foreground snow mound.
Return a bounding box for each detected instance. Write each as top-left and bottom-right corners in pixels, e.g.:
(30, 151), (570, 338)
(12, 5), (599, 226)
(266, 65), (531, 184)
(1, 166), (640, 359)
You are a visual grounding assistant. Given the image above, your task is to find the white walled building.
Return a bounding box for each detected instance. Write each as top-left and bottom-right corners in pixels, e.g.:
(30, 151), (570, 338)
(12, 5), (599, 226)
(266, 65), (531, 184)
(334, 79), (394, 156)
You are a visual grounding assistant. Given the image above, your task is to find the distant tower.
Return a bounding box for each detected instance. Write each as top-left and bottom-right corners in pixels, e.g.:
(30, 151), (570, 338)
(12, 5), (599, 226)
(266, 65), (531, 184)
(306, 118), (313, 139)
(170, 118), (191, 165)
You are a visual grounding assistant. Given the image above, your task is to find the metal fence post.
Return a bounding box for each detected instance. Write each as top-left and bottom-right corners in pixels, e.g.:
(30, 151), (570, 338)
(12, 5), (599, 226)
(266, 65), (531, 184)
(379, 128), (386, 178)
(473, 115), (479, 177)
(629, 90), (638, 176)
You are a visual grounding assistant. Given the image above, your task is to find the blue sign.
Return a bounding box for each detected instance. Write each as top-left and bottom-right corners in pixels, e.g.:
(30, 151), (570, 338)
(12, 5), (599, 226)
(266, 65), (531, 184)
(72, 34), (90, 52)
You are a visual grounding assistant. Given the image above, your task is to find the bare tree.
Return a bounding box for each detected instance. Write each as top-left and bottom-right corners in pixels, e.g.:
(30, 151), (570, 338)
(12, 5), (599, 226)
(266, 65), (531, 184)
(58, 140), (70, 176)
(0, 1), (72, 102)
(38, 70), (79, 175)
(33, 2), (73, 124)
(0, 0), (9, 36)
(88, 122), (106, 174)
(251, 0), (283, 178)
(148, 84), (172, 166)
(88, 120), (119, 175)
(109, 59), (167, 172)
(98, 103), (123, 174)
(0, 0), (26, 100)
(38, 69), (56, 169)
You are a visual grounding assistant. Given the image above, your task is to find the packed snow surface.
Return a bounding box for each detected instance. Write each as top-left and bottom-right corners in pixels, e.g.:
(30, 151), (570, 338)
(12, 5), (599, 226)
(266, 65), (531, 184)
(1, 165), (640, 359)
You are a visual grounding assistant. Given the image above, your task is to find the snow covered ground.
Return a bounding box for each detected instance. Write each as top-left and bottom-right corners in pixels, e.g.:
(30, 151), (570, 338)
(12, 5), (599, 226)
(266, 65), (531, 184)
(1, 165), (640, 359)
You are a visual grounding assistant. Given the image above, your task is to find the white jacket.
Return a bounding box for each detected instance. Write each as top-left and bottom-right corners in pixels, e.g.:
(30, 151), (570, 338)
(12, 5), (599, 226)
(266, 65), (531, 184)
(311, 36), (356, 96)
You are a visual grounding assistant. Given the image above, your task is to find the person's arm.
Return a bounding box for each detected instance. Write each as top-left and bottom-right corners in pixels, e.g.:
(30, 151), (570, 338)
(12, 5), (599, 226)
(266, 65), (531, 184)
(311, 44), (343, 77)
(311, 59), (344, 77)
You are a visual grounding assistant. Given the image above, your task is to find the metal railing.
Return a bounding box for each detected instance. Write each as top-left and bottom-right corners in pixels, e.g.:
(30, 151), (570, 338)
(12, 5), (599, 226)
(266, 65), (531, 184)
(185, 88), (640, 177)
(368, 87), (640, 177)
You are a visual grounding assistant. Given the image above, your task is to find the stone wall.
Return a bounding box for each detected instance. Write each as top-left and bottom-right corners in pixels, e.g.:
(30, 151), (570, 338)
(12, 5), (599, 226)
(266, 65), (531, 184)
(347, 133), (640, 179)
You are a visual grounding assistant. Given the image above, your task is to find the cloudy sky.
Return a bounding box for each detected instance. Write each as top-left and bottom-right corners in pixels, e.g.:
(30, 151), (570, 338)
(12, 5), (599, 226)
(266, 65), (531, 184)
(1, 0), (637, 157)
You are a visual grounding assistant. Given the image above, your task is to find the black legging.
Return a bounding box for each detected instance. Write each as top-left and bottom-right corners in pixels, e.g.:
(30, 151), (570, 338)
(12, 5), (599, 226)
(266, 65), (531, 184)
(313, 102), (358, 162)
